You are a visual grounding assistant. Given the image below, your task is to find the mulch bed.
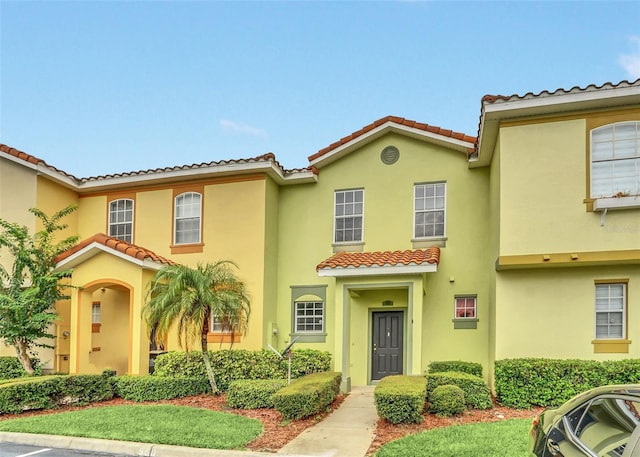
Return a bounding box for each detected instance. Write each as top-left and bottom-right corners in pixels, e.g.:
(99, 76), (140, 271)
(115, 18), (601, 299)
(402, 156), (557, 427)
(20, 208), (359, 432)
(0, 394), (542, 455)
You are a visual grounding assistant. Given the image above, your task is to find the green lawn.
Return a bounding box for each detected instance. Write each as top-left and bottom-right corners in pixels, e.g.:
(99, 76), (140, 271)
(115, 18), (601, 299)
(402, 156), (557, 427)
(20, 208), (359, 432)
(374, 418), (532, 457)
(0, 405), (262, 450)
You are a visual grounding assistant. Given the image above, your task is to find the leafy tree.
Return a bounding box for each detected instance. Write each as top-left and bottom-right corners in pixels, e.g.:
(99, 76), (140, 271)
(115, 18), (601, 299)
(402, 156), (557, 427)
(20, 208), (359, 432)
(0, 205), (78, 375)
(143, 261), (251, 394)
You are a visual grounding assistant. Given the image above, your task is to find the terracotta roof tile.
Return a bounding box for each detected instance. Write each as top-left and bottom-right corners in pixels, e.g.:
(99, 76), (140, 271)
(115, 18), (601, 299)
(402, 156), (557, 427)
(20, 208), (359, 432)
(79, 152), (313, 183)
(55, 233), (176, 266)
(316, 247), (440, 271)
(480, 78), (640, 106)
(0, 144), (78, 180)
(308, 116), (477, 163)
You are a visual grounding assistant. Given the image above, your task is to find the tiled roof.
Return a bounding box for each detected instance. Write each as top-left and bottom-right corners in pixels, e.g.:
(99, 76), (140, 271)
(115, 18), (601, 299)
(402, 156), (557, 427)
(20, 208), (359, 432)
(0, 144), (78, 180)
(55, 233), (176, 266)
(480, 78), (640, 106)
(308, 116), (477, 162)
(316, 247), (440, 271)
(79, 152), (313, 183)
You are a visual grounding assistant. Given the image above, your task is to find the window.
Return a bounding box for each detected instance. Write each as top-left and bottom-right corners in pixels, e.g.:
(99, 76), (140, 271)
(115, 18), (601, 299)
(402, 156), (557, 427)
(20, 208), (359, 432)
(290, 285), (327, 343)
(294, 301), (324, 333)
(108, 199), (134, 243)
(455, 296), (476, 319)
(174, 192), (201, 244)
(210, 315), (233, 333)
(591, 122), (640, 199)
(547, 396), (639, 456)
(334, 189), (364, 243)
(92, 303), (101, 323)
(595, 283), (626, 339)
(92, 302), (101, 333)
(207, 314), (240, 344)
(414, 183), (446, 238)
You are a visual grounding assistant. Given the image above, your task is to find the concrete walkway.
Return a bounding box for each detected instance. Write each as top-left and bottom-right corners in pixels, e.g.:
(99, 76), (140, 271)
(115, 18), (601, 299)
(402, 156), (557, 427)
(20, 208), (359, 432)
(278, 385), (378, 457)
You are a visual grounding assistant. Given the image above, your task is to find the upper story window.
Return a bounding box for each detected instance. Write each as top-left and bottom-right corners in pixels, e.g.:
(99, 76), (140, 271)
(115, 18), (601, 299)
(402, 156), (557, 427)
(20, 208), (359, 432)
(414, 183), (446, 238)
(591, 122), (640, 199)
(334, 189), (364, 243)
(595, 282), (626, 340)
(108, 199), (134, 243)
(174, 192), (201, 244)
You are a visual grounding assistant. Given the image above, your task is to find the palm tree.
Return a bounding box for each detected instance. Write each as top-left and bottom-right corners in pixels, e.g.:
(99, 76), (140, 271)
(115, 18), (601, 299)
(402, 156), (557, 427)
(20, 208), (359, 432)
(143, 260), (250, 394)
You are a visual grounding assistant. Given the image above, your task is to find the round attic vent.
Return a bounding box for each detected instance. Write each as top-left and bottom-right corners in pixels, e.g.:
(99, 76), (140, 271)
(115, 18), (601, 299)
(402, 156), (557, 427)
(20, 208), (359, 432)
(380, 146), (400, 165)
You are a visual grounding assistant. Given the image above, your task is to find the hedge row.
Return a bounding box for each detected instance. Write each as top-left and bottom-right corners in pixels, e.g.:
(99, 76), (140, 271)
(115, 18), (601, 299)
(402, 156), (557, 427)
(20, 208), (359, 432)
(374, 375), (427, 424)
(272, 371), (341, 420)
(0, 374), (114, 414)
(495, 358), (640, 408)
(227, 379), (288, 409)
(153, 349), (331, 391)
(0, 357), (41, 380)
(427, 360), (483, 378)
(115, 376), (210, 401)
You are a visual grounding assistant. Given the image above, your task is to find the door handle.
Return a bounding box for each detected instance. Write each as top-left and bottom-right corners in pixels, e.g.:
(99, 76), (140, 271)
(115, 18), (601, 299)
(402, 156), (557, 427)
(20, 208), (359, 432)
(373, 344), (377, 353)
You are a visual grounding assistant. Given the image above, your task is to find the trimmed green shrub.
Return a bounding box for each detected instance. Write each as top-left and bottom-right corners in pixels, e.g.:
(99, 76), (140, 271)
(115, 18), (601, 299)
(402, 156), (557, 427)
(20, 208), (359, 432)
(0, 357), (41, 380)
(0, 376), (61, 413)
(272, 371), (341, 420)
(429, 384), (465, 417)
(426, 371), (492, 410)
(56, 374), (115, 405)
(0, 374), (114, 414)
(153, 349), (331, 391)
(427, 361), (483, 378)
(227, 379), (288, 409)
(115, 375), (210, 401)
(374, 375), (427, 424)
(495, 358), (640, 408)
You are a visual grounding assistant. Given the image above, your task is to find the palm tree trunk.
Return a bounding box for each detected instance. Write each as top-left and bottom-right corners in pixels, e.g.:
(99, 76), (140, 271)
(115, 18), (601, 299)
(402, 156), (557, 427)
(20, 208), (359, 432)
(201, 322), (219, 395)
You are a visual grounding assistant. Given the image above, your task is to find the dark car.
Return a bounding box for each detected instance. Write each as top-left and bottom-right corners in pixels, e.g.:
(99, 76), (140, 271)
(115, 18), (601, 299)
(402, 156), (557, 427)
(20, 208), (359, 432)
(530, 384), (640, 457)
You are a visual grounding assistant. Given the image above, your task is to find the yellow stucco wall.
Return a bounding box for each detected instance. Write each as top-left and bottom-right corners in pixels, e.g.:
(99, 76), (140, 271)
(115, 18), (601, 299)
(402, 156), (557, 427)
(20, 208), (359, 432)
(66, 251), (152, 375)
(495, 265), (640, 360)
(0, 159), (37, 358)
(76, 177), (269, 353)
(499, 117), (639, 256)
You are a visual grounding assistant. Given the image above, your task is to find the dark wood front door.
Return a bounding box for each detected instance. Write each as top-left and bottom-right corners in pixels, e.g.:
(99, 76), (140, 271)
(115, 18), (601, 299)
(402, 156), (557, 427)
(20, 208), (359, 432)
(371, 311), (404, 381)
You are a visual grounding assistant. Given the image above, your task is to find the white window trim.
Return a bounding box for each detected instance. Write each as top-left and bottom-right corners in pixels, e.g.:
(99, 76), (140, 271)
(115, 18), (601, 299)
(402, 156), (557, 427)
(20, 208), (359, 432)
(333, 189), (365, 244)
(590, 121), (640, 211)
(108, 198), (134, 243)
(454, 296), (477, 319)
(294, 300), (325, 334)
(413, 182), (447, 239)
(92, 303), (101, 324)
(174, 192), (202, 245)
(594, 283), (627, 340)
(210, 315), (234, 334)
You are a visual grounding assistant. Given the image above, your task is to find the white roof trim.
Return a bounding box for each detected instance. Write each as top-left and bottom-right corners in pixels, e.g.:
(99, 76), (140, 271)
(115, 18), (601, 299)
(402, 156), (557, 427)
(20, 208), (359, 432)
(55, 241), (166, 271)
(309, 121), (474, 169)
(0, 151), (78, 189)
(77, 161), (316, 191)
(317, 263), (437, 277)
(483, 84), (640, 114)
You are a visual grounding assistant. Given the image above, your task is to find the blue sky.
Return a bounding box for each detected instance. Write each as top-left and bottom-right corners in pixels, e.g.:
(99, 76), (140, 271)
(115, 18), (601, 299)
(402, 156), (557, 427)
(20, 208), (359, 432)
(1, 1), (639, 178)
